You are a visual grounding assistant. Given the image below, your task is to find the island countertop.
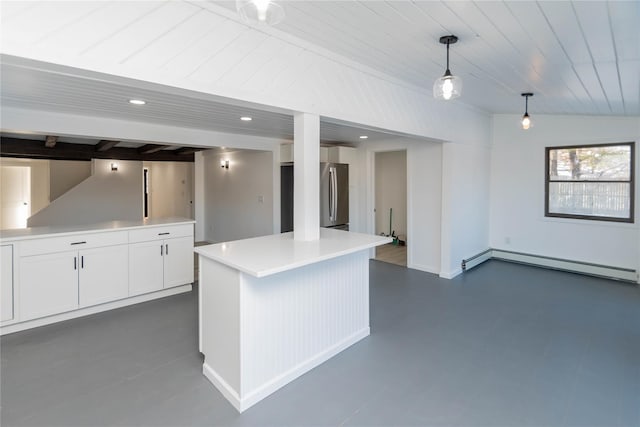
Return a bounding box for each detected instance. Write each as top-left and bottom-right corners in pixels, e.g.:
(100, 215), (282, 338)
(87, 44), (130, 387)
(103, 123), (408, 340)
(0, 217), (195, 242)
(195, 228), (392, 278)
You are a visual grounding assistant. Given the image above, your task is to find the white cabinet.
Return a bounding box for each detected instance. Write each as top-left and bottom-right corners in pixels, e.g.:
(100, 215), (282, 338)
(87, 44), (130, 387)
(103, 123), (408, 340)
(20, 251), (79, 321)
(79, 245), (128, 308)
(18, 231), (129, 322)
(129, 232), (194, 297)
(129, 240), (165, 296)
(1, 244), (14, 322)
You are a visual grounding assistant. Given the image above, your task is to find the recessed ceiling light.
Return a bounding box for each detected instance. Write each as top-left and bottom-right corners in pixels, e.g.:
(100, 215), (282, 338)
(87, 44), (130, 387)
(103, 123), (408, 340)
(240, 116), (252, 121)
(359, 135), (368, 139)
(129, 99), (146, 105)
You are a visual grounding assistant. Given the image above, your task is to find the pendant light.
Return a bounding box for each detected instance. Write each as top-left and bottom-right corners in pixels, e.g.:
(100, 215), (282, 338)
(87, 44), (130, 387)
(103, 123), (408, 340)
(236, 0), (285, 26)
(433, 35), (462, 101)
(521, 93), (533, 130)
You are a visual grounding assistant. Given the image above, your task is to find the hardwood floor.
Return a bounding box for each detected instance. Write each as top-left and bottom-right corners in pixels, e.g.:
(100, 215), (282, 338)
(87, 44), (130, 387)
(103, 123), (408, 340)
(375, 242), (407, 266)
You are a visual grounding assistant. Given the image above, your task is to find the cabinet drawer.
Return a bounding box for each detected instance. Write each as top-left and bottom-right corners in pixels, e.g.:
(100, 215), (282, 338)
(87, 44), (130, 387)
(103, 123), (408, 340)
(129, 224), (193, 243)
(20, 231), (129, 257)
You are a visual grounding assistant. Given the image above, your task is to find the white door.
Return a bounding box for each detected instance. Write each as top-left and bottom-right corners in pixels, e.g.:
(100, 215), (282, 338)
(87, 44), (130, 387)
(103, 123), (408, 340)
(20, 252), (78, 321)
(163, 236), (194, 288)
(79, 245), (128, 307)
(0, 166), (31, 229)
(129, 240), (164, 296)
(1, 245), (14, 322)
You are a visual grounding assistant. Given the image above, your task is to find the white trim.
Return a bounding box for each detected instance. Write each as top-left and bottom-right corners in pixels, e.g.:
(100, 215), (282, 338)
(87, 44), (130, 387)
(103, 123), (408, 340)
(409, 263), (440, 275)
(202, 327), (370, 413)
(439, 269), (462, 280)
(0, 284), (192, 336)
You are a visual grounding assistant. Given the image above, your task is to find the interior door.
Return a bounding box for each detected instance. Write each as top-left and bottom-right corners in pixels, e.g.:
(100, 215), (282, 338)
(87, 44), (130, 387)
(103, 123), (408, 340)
(0, 166), (31, 229)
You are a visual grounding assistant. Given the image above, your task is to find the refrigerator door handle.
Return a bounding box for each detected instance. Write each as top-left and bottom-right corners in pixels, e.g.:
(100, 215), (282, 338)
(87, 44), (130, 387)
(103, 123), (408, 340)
(331, 166), (337, 221)
(328, 167), (334, 221)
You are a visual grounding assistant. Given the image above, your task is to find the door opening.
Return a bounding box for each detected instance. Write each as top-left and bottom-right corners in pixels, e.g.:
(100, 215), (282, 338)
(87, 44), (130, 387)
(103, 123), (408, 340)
(374, 150), (407, 267)
(143, 168), (149, 219)
(0, 165), (31, 229)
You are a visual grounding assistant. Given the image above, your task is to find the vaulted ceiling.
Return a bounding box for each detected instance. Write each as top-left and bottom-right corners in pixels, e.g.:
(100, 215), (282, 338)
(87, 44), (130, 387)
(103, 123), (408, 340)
(1, 0), (638, 151)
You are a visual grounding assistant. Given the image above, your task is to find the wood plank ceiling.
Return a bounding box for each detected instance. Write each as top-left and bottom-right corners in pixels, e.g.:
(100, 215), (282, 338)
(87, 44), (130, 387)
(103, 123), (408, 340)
(0, 0), (638, 152)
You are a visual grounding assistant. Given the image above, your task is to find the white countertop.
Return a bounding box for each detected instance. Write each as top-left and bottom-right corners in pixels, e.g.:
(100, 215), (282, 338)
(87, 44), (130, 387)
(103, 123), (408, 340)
(195, 228), (392, 278)
(0, 217), (195, 242)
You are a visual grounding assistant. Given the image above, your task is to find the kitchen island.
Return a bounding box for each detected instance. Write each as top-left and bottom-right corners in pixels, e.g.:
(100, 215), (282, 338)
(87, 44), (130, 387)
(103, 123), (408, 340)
(195, 228), (391, 412)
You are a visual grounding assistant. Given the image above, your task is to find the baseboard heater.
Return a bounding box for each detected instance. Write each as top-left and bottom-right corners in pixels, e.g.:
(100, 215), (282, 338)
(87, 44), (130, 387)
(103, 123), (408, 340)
(462, 249), (638, 283)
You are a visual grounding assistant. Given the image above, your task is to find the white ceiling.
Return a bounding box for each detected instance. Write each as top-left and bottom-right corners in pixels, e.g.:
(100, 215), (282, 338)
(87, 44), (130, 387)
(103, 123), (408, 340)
(214, 0), (639, 116)
(1, 0), (638, 150)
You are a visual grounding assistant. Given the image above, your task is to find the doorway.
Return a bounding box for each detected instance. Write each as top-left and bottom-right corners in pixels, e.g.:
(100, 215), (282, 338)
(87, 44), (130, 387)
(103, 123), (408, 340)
(374, 150), (407, 266)
(0, 166), (31, 229)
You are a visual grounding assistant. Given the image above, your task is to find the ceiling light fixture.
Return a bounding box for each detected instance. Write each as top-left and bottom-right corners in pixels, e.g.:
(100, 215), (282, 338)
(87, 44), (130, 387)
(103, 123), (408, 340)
(359, 135), (368, 139)
(236, 0), (285, 26)
(128, 99), (146, 105)
(521, 93), (533, 130)
(240, 116), (253, 121)
(433, 35), (462, 101)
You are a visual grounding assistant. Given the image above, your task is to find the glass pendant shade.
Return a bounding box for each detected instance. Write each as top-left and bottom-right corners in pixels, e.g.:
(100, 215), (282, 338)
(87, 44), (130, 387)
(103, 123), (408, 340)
(521, 92), (533, 130)
(236, 0), (285, 25)
(433, 71), (462, 100)
(433, 35), (462, 101)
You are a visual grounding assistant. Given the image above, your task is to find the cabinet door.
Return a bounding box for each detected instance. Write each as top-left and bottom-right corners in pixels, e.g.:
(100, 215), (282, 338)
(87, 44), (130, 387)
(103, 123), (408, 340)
(79, 245), (128, 308)
(20, 252), (78, 321)
(163, 236), (194, 288)
(1, 245), (14, 322)
(129, 240), (164, 296)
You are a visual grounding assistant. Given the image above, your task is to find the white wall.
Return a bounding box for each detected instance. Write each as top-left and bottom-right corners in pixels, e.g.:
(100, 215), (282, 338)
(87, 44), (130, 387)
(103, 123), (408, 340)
(359, 139), (443, 275)
(143, 161), (194, 220)
(28, 159), (142, 227)
(490, 114), (640, 271)
(203, 149), (275, 243)
(49, 160), (91, 201)
(375, 151), (407, 237)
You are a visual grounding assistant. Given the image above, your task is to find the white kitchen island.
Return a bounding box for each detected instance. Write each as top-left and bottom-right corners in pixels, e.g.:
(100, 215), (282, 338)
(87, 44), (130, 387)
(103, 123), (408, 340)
(195, 228), (391, 412)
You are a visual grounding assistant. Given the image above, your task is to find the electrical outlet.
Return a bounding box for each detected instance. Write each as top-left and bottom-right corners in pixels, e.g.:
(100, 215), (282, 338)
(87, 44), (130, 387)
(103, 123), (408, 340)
(258, 195), (264, 203)
(505, 236), (511, 244)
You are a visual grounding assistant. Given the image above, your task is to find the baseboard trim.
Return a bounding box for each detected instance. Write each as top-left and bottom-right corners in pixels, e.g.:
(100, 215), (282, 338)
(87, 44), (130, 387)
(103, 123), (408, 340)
(409, 263), (440, 275)
(461, 248), (637, 283)
(0, 284), (193, 336)
(202, 327), (370, 413)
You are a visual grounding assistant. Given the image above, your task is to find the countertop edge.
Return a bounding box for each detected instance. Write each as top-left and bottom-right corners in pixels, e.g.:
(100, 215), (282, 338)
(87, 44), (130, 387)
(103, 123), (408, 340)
(0, 218), (196, 242)
(195, 234), (392, 278)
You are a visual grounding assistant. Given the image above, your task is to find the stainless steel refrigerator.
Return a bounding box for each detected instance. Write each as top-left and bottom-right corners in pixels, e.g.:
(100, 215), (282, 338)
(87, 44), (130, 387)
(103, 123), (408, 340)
(280, 163), (349, 232)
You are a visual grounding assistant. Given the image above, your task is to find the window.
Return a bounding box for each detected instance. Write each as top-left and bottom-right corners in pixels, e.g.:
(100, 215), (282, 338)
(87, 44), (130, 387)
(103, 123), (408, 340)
(545, 142), (634, 223)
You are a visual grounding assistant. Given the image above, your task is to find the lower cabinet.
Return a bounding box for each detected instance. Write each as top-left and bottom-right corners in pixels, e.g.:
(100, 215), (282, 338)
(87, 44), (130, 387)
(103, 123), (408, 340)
(20, 245), (128, 321)
(20, 251), (79, 321)
(1, 245), (14, 322)
(129, 236), (194, 296)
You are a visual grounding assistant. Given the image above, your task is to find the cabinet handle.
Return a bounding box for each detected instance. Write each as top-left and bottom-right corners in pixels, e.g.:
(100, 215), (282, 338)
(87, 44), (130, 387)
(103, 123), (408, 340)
(74, 256), (77, 270)
(161, 244), (163, 256)
(81, 256), (84, 269)
(165, 244), (169, 255)
(70, 241), (87, 246)
(158, 232), (170, 236)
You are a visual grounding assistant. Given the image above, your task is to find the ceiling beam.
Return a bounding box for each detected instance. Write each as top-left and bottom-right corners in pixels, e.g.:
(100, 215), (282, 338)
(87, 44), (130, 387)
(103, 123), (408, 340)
(0, 137), (194, 162)
(95, 139), (119, 152)
(137, 144), (168, 154)
(174, 147), (207, 155)
(45, 135), (58, 148)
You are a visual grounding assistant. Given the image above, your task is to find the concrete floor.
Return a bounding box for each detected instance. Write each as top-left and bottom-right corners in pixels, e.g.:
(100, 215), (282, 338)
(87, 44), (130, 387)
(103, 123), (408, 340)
(2, 260), (639, 426)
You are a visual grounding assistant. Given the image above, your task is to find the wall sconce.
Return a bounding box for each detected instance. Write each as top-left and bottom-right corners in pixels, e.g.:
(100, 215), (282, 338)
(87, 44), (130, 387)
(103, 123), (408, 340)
(220, 159), (229, 169)
(111, 162), (118, 171)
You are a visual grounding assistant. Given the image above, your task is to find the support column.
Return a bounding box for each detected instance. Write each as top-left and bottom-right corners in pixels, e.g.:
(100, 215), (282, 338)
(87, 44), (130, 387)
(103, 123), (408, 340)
(293, 113), (320, 241)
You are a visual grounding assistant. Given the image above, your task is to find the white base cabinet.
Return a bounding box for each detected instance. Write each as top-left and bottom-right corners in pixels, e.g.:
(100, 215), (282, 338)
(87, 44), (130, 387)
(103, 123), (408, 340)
(0, 219), (194, 335)
(1, 245), (14, 322)
(129, 226), (194, 297)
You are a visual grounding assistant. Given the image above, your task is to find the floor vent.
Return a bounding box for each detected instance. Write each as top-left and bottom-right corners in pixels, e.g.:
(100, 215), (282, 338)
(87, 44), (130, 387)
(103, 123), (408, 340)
(463, 249), (638, 283)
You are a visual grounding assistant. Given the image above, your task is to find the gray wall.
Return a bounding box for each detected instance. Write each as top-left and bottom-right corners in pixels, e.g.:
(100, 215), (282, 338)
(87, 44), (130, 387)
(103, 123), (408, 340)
(49, 160), (91, 201)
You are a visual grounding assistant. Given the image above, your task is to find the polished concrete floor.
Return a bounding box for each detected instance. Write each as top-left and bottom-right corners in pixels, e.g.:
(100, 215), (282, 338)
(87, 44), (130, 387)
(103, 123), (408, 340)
(2, 260), (639, 426)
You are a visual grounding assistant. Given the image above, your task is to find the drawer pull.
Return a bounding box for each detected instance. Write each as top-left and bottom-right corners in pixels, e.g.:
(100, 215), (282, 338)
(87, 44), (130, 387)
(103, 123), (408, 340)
(158, 232), (170, 236)
(70, 241), (87, 245)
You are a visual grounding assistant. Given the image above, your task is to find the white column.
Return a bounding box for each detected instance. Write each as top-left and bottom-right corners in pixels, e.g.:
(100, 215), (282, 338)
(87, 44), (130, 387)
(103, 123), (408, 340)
(194, 151), (205, 242)
(293, 113), (320, 241)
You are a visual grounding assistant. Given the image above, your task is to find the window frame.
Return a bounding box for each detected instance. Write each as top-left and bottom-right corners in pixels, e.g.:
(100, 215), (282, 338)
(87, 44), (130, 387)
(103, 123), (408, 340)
(544, 142), (635, 223)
